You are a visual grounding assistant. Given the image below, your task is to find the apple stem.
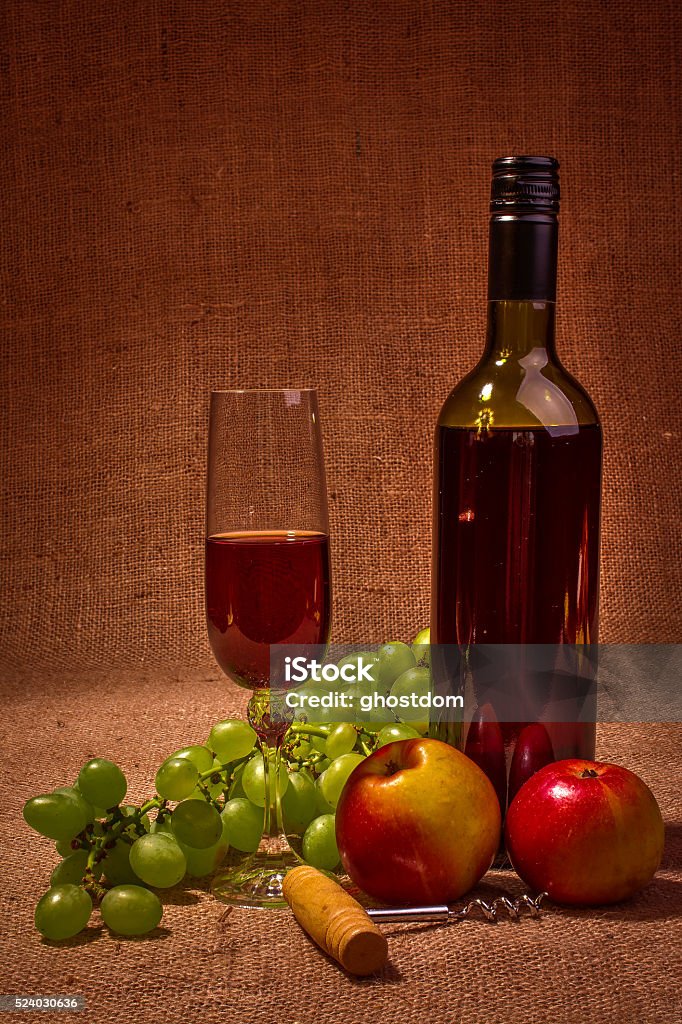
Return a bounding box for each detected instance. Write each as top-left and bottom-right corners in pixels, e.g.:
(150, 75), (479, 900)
(581, 768), (599, 778)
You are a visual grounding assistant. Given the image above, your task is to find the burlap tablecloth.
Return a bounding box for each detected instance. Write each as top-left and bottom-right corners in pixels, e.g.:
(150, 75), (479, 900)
(1, 1), (681, 1021)
(0, 667), (680, 1024)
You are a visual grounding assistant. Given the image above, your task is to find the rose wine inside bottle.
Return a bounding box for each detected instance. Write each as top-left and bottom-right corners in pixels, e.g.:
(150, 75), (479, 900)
(431, 157), (601, 816)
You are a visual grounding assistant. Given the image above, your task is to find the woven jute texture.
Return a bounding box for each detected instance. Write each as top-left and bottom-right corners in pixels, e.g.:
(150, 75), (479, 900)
(1, 0), (681, 668)
(1, 1), (681, 1022)
(1, 668), (680, 1024)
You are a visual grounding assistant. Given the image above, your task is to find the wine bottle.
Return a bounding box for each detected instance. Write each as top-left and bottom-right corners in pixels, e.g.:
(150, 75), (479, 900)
(431, 156), (601, 813)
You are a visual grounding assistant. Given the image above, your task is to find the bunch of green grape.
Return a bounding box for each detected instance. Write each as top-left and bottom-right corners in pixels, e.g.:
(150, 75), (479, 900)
(23, 630), (430, 942)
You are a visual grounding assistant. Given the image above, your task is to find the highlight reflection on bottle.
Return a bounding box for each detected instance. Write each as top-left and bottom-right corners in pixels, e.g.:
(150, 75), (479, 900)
(431, 157), (602, 814)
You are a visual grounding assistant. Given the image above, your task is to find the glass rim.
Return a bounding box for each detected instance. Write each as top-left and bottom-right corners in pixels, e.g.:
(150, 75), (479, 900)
(210, 387), (318, 395)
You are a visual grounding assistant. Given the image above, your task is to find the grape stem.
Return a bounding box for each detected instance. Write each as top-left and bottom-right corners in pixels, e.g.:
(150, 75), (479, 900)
(197, 758), (249, 783)
(83, 797), (165, 900)
(287, 723), (331, 740)
(192, 754), (252, 806)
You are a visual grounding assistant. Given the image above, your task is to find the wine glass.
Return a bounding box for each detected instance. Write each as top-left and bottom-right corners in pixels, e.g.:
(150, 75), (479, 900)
(205, 389), (331, 907)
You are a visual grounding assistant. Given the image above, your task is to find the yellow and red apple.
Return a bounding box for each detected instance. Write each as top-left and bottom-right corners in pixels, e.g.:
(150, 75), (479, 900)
(335, 738), (501, 905)
(505, 759), (665, 905)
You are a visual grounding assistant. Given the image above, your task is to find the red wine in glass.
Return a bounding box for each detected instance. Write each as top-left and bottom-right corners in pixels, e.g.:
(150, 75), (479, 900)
(206, 530), (331, 690)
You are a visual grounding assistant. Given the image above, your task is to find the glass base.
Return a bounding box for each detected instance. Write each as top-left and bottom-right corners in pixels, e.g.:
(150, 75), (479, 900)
(211, 842), (300, 909)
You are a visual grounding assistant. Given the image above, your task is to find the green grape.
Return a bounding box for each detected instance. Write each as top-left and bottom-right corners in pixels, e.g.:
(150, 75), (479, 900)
(54, 786), (96, 825)
(172, 799), (222, 849)
(316, 757), (331, 773)
(177, 820), (229, 877)
(341, 653), (383, 730)
(50, 850), (90, 887)
(337, 651), (376, 685)
(302, 814), (340, 871)
(377, 642), (417, 689)
(281, 771), (317, 835)
(241, 755), (289, 808)
(376, 723), (421, 747)
(367, 707), (395, 731)
(73, 780), (107, 819)
(311, 734), (328, 754)
(77, 759), (127, 809)
(171, 745), (213, 773)
(102, 839), (139, 886)
(34, 884), (92, 941)
(100, 885), (162, 936)
(319, 753), (364, 809)
(208, 719), (257, 762)
(23, 793), (88, 842)
(391, 667), (428, 716)
(295, 685), (335, 725)
(324, 723), (357, 760)
(390, 666), (432, 731)
(228, 762), (246, 799)
(314, 773), (334, 815)
(220, 798), (263, 853)
(129, 833), (186, 888)
(155, 757), (199, 801)
(179, 841), (228, 877)
(411, 627), (431, 668)
(327, 693), (357, 724)
(301, 678), (356, 724)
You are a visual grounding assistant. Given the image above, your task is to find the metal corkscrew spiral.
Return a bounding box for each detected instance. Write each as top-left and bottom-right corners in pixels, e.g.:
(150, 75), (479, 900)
(366, 891), (547, 925)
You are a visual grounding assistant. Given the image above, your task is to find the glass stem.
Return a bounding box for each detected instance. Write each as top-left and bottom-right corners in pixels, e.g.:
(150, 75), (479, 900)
(259, 732), (285, 838)
(247, 691), (289, 844)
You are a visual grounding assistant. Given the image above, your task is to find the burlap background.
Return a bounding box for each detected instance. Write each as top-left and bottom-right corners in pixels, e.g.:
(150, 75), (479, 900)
(1, 2), (680, 1022)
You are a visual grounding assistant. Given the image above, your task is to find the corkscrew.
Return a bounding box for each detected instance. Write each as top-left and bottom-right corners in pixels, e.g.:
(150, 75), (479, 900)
(283, 868), (547, 977)
(366, 891), (547, 924)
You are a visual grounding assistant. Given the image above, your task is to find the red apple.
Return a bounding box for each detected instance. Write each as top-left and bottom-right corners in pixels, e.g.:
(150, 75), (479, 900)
(335, 738), (501, 905)
(505, 759), (665, 905)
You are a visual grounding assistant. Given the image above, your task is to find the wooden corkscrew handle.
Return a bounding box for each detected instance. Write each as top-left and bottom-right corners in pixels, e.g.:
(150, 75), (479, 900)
(283, 865), (388, 976)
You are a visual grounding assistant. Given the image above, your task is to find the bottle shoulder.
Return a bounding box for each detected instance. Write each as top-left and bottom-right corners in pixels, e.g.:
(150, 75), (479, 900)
(437, 349), (601, 430)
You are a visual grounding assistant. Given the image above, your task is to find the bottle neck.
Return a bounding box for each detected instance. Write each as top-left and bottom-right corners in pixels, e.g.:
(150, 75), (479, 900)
(485, 300), (556, 359)
(488, 212), (558, 302)
(486, 210), (558, 359)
